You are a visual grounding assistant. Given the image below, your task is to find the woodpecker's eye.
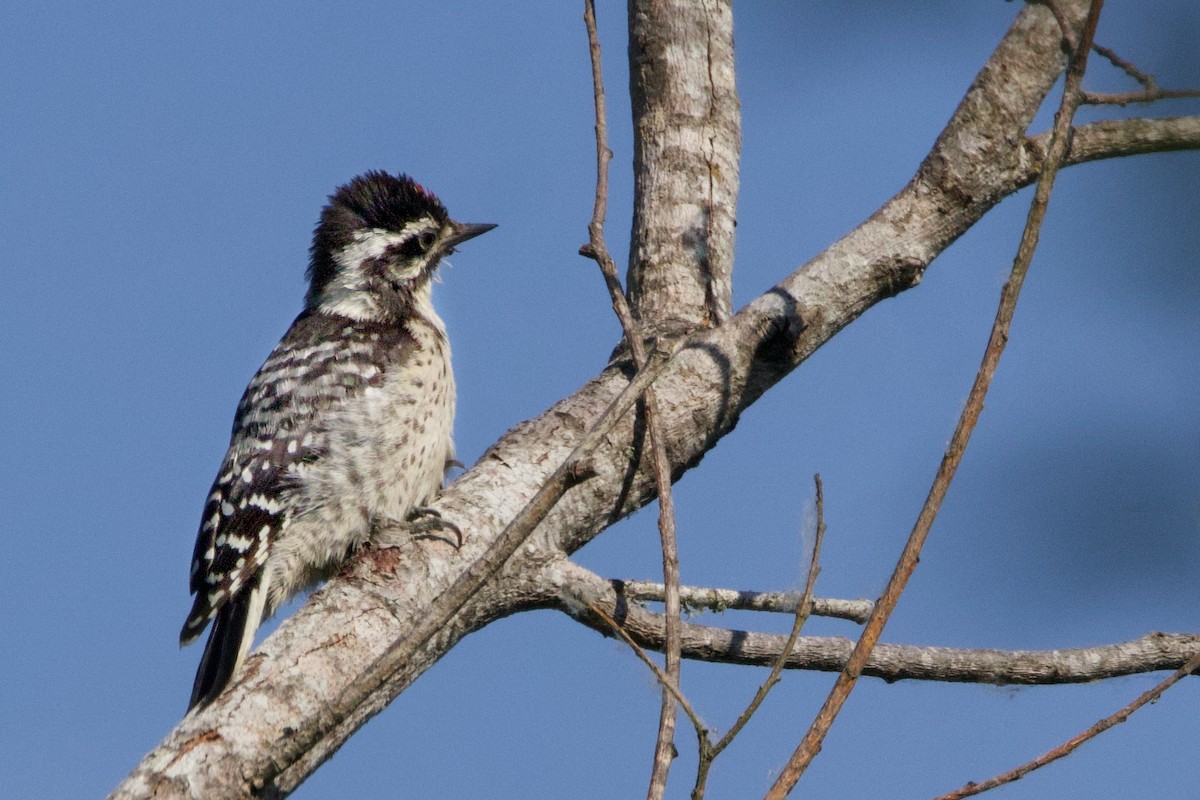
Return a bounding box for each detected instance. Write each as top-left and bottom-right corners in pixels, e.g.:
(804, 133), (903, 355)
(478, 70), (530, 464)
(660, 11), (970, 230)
(397, 230), (436, 259)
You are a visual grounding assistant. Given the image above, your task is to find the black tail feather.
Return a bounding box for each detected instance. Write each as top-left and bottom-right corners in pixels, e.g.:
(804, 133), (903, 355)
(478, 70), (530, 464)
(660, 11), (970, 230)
(188, 591), (253, 711)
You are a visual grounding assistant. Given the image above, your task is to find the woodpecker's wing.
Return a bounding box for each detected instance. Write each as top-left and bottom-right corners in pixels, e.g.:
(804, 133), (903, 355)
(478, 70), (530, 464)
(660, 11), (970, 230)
(180, 311), (414, 644)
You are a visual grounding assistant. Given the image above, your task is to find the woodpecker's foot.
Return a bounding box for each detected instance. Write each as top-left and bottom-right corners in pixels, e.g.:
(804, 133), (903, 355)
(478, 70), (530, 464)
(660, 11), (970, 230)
(407, 507), (463, 548)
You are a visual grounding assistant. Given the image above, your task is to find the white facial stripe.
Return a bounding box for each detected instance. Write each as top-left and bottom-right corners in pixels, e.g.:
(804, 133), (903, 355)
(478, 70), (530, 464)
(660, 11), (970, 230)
(334, 228), (410, 272)
(314, 219), (440, 321)
(337, 218), (440, 265)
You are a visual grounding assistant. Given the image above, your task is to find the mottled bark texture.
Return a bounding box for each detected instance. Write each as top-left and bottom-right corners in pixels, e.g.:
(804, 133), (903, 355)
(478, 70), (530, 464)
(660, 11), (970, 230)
(628, 0), (740, 335)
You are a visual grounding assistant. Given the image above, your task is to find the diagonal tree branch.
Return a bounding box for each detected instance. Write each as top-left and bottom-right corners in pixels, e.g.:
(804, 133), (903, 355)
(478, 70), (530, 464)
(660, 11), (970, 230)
(935, 650), (1200, 799)
(766, 2), (1107, 794)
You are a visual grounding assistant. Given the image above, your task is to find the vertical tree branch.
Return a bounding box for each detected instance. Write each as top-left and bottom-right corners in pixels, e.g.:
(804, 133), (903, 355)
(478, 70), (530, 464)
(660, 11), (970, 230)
(627, 0), (741, 336)
(764, 2), (1106, 796)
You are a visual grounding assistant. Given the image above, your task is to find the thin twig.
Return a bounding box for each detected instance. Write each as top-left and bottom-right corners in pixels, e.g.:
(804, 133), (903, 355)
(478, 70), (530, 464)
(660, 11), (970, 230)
(691, 476), (828, 800)
(713, 476), (826, 753)
(586, 601), (707, 736)
(620, 582), (873, 624)
(1082, 87), (1200, 106)
(763, 4), (1107, 797)
(1084, 42), (1200, 105)
(583, 3), (684, 797)
(1092, 43), (1156, 89)
(935, 650), (1200, 799)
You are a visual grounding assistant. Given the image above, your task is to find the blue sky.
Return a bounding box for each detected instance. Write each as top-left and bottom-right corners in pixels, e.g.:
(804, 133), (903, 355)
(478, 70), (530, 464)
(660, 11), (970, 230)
(2, 2), (1198, 798)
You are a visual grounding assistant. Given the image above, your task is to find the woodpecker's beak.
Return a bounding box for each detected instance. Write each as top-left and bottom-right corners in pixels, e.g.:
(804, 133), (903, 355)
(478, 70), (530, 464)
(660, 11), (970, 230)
(444, 221), (497, 250)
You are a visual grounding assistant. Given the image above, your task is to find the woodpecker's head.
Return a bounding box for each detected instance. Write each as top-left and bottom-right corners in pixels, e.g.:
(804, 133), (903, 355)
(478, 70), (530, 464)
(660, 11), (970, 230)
(306, 171), (495, 321)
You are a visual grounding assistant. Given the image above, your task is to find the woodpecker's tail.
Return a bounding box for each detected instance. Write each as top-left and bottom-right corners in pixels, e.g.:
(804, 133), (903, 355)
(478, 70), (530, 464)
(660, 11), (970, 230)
(187, 571), (269, 711)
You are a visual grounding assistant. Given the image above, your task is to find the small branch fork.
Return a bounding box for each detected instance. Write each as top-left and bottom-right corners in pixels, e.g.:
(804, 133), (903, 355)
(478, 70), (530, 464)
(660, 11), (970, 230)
(1038, 0), (1200, 105)
(764, 3), (1108, 797)
(1084, 42), (1200, 106)
(582, 3), (684, 797)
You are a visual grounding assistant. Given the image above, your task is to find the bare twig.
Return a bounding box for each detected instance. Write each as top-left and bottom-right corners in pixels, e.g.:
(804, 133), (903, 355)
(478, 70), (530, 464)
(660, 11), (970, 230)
(713, 477), (826, 752)
(583, 3), (684, 796)
(691, 476), (828, 800)
(1082, 86), (1200, 106)
(586, 601), (707, 736)
(1040, 6), (1200, 106)
(764, 4), (1107, 797)
(620, 582), (873, 624)
(935, 651), (1200, 799)
(1085, 42), (1200, 105)
(1092, 42), (1157, 89)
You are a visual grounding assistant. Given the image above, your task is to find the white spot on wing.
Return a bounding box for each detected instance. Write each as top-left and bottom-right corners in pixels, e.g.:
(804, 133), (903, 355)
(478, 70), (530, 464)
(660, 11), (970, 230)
(227, 534), (253, 551)
(248, 494), (283, 514)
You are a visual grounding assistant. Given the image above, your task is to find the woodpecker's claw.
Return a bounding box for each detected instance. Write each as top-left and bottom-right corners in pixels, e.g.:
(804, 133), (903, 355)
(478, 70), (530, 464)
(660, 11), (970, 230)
(407, 507), (463, 548)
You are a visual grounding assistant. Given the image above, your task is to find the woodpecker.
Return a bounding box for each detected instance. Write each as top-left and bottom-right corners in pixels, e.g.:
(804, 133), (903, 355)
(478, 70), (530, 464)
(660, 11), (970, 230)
(180, 171), (494, 710)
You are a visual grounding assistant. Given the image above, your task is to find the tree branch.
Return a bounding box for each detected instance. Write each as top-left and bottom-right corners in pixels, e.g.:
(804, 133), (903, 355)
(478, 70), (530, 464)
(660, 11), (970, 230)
(617, 581), (873, 624)
(547, 559), (1200, 686)
(1026, 115), (1200, 169)
(627, 0), (740, 335)
(1082, 41), (1200, 106)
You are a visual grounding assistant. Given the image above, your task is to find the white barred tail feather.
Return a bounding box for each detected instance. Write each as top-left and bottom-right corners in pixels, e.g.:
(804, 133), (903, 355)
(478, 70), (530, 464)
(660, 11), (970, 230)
(188, 570), (269, 710)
